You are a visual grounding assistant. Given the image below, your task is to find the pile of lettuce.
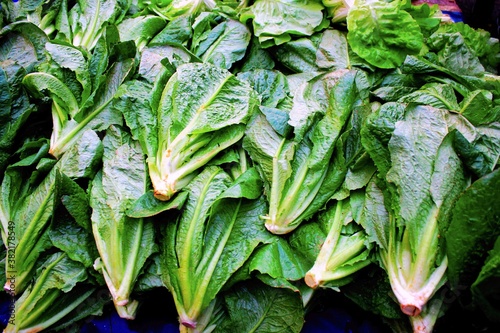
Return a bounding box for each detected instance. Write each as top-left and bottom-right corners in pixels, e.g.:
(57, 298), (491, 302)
(1, 0), (499, 332)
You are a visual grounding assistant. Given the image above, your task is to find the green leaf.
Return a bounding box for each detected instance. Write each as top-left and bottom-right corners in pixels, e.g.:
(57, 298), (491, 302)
(117, 15), (166, 50)
(0, 61), (37, 174)
(138, 45), (191, 84)
(45, 41), (92, 102)
(23, 72), (79, 118)
(151, 63), (258, 200)
(460, 90), (500, 126)
(237, 69), (291, 109)
(149, 15), (193, 46)
(7, 168), (59, 295)
(240, 0), (326, 48)
(0, 21), (49, 65)
(398, 83), (460, 111)
(246, 237), (311, 291)
(194, 19), (251, 70)
(272, 34), (322, 74)
(386, 105), (448, 246)
(116, 79), (158, 158)
(471, 236), (500, 322)
(305, 198), (372, 290)
(90, 126), (156, 319)
(215, 280), (305, 333)
(357, 177), (390, 249)
(239, 37), (275, 71)
(6, 252), (91, 333)
(252, 69), (359, 234)
(316, 29), (351, 70)
(160, 166), (271, 329)
(71, 0), (123, 51)
(347, 0), (424, 69)
(127, 191), (188, 218)
(446, 168), (500, 291)
(146, 0), (216, 21)
(56, 129), (103, 179)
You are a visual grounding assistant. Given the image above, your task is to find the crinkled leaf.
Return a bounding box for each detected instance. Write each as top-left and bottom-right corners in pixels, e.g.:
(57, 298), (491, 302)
(386, 105), (448, 246)
(240, 0), (326, 48)
(272, 34), (322, 73)
(9, 252), (91, 333)
(446, 168), (500, 291)
(316, 29), (351, 70)
(56, 129), (103, 179)
(215, 280), (305, 333)
(90, 126), (156, 317)
(194, 19), (251, 70)
(138, 45), (191, 84)
(398, 83), (460, 111)
(347, 0), (424, 69)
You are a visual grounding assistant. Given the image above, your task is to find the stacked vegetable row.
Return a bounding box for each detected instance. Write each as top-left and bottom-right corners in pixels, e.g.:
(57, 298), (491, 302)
(1, 1), (499, 333)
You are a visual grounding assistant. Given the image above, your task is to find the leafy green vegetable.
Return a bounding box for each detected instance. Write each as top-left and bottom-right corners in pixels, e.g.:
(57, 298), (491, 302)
(0, 22), (46, 173)
(240, 0), (327, 48)
(361, 104), (470, 317)
(159, 165), (270, 331)
(446, 168), (500, 293)
(90, 126), (156, 319)
(214, 280), (305, 333)
(1, 167), (59, 295)
(346, 0), (425, 69)
(120, 62), (258, 201)
(305, 198), (372, 289)
(22, 36), (135, 159)
(244, 69), (360, 234)
(3, 252), (97, 333)
(2, 1), (500, 331)
(141, 0), (217, 21)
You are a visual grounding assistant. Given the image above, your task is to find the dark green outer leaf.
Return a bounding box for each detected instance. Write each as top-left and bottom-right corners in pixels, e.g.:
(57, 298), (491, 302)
(446, 168), (500, 291)
(0, 22), (49, 64)
(200, 197), (270, 309)
(247, 237), (311, 284)
(460, 90), (499, 126)
(116, 79), (158, 158)
(471, 236), (500, 322)
(127, 191), (188, 218)
(150, 15), (193, 45)
(196, 19), (251, 70)
(272, 35), (321, 73)
(215, 280), (305, 333)
(237, 69), (290, 109)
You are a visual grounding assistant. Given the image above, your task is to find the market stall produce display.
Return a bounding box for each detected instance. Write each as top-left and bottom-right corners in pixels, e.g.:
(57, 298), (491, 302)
(0, 1), (499, 332)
